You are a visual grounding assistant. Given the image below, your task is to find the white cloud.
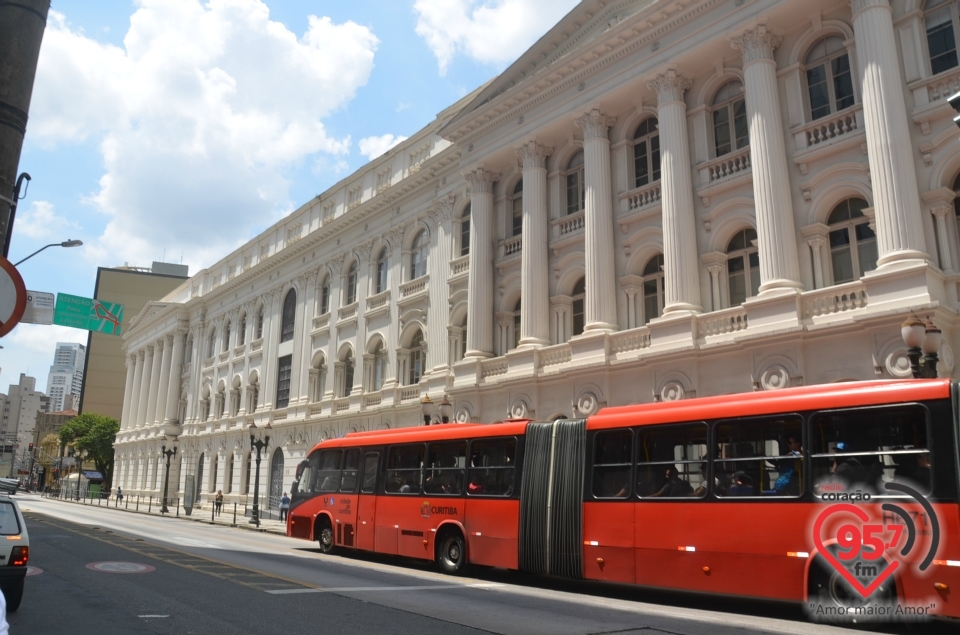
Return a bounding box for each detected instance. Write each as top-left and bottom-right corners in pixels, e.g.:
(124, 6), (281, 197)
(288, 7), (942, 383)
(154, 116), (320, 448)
(15, 201), (82, 240)
(413, 0), (579, 75)
(1, 324), (89, 390)
(31, 1), (379, 269)
(358, 134), (408, 161)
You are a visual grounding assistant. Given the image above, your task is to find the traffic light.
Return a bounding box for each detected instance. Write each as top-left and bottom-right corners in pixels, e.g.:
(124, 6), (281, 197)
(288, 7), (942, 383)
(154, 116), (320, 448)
(28, 443), (33, 452)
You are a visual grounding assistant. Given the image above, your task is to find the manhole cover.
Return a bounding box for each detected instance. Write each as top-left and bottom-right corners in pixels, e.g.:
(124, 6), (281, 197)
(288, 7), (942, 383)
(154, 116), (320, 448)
(25, 566), (42, 576)
(86, 561), (156, 573)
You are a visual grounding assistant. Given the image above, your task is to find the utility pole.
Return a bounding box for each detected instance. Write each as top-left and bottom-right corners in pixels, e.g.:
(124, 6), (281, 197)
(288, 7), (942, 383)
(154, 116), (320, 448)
(0, 0), (50, 254)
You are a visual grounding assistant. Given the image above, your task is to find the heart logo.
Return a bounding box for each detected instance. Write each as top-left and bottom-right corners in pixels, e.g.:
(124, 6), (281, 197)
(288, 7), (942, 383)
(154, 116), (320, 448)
(813, 503), (899, 598)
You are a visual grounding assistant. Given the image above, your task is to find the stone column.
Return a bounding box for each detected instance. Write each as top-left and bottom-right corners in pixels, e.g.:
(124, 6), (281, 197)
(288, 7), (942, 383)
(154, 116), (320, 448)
(120, 354), (137, 430)
(136, 346), (154, 427)
(808, 237), (826, 288)
(127, 351), (144, 429)
(516, 141), (552, 347)
(731, 26), (803, 293)
(163, 330), (186, 425)
(427, 197), (455, 370)
(144, 340), (163, 426)
(464, 168), (499, 357)
(575, 109), (619, 332)
(648, 71), (703, 315)
(153, 335), (173, 425)
(850, 0), (927, 266)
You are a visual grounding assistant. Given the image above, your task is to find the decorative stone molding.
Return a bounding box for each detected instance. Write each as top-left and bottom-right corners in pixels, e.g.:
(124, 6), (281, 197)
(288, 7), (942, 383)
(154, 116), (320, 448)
(850, 0), (889, 18)
(464, 168), (499, 194)
(646, 69), (692, 104)
(573, 108), (615, 140)
(659, 381), (685, 402)
(354, 240), (374, 263)
(428, 196), (456, 228)
(384, 225), (405, 251)
(328, 252), (347, 275)
(515, 141), (553, 170)
(730, 25), (781, 64)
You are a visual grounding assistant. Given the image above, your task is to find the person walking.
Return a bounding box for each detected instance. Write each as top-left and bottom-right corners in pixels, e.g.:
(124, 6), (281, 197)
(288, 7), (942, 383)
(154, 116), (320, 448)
(116, 486), (123, 505)
(214, 490), (223, 516)
(279, 492), (290, 522)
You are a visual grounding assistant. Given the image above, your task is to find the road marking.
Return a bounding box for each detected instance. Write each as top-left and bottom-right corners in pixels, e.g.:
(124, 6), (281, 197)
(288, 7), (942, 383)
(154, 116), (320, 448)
(87, 561), (156, 573)
(267, 583), (504, 595)
(25, 566), (42, 576)
(138, 615), (169, 618)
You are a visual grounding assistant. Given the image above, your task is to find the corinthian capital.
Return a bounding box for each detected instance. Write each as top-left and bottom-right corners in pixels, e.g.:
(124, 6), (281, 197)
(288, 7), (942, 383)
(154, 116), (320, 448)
(574, 109), (616, 140)
(647, 69), (692, 105)
(515, 141), (553, 170)
(731, 25), (782, 64)
(850, 0), (889, 17)
(464, 168), (500, 194)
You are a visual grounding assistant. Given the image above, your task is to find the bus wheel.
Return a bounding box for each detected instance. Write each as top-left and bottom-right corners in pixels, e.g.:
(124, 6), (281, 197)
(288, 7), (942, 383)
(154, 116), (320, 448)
(316, 518), (335, 554)
(808, 558), (896, 618)
(436, 530), (466, 575)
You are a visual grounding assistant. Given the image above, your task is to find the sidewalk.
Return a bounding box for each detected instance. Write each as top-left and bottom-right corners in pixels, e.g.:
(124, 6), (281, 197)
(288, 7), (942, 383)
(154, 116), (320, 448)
(33, 493), (289, 536)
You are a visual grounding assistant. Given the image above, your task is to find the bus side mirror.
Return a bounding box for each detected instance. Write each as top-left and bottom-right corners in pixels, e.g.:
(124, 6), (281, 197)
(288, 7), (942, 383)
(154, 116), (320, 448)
(295, 459), (309, 479)
(291, 479), (300, 495)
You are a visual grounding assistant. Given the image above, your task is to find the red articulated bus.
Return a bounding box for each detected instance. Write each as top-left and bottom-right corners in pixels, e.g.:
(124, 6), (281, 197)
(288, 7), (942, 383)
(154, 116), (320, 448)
(286, 379), (960, 618)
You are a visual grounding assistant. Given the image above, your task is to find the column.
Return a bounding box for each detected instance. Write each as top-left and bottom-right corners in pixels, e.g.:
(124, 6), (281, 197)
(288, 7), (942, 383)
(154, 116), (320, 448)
(808, 237), (826, 288)
(163, 330), (186, 425)
(931, 206), (955, 272)
(136, 347), (154, 426)
(647, 71), (703, 315)
(850, 0), (927, 266)
(464, 168), (499, 357)
(144, 340), (163, 426)
(127, 352), (144, 429)
(427, 197), (455, 370)
(731, 26), (803, 293)
(120, 354), (137, 429)
(574, 109), (619, 332)
(517, 141), (552, 347)
(153, 335), (173, 425)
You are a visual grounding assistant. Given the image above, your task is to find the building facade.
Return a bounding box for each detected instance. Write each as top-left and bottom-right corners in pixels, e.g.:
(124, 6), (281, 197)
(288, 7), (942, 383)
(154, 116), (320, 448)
(46, 342), (86, 412)
(1, 374), (50, 476)
(115, 0), (960, 511)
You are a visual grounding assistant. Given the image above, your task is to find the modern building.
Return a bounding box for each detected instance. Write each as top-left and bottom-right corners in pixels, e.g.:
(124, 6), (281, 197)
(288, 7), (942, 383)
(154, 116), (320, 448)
(0, 374), (50, 475)
(79, 263), (189, 421)
(46, 342), (86, 412)
(114, 0), (960, 513)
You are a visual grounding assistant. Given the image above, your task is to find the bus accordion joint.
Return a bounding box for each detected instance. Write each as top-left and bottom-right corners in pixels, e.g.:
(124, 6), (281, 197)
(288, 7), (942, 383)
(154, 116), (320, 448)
(678, 546), (696, 552)
(787, 551), (810, 558)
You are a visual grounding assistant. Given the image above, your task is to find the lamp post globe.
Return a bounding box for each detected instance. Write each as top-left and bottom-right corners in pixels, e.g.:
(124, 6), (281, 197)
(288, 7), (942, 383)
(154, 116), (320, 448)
(421, 395), (435, 426)
(901, 314), (941, 379)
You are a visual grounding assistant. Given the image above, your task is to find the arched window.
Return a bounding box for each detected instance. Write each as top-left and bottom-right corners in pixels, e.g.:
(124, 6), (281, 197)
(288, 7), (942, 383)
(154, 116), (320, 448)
(726, 228), (759, 306)
(408, 330), (424, 385)
(805, 36), (854, 120)
(512, 180), (523, 236)
(238, 312), (246, 346)
(712, 80), (748, 157)
(513, 299), (522, 349)
(375, 248), (388, 294)
(345, 261), (358, 305)
(280, 289), (296, 343)
(410, 230), (428, 280)
(247, 375), (259, 413)
(275, 354), (292, 409)
(633, 118), (660, 188)
(642, 254), (665, 324)
(953, 173), (960, 223)
(926, 0), (960, 75)
(318, 276), (330, 315)
(372, 341), (386, 392)
(341, 351), (355, 398)
(222, 320), (231, 352)
(255, 306), (264, 340)
(460, 205), (471, 257)
(206, 329), (216, 359)
(828, 198), (877, 284)
(572, 277), (586, 337)
(566, 150), (585, 216)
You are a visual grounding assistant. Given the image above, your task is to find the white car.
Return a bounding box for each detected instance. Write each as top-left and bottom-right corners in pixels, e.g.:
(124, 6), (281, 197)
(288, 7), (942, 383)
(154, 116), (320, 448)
(0, 497), (27, 611)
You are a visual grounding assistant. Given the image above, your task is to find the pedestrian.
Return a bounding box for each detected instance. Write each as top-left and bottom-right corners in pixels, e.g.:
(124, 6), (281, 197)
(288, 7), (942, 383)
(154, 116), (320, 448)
(279, 492), (290, 522)
(117, 486), (123, 504)
(215, 490), (223, 516)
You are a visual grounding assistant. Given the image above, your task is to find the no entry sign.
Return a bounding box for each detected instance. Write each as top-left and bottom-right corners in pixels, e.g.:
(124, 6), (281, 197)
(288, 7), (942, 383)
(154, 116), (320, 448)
(0, 257), (27, 337)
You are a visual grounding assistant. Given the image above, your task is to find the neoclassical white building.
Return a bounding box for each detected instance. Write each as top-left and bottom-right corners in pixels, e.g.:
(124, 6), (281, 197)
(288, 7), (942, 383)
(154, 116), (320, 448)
(114, 0), (960, 513)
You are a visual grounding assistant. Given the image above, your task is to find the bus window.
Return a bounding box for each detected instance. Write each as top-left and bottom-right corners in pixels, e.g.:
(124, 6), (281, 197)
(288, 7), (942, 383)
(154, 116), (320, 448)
(425, 442), (466, 495)
(386, 444), (424, 494)
(636, 423), (707, 498)
(291, 452), (319, 508)
(715, 415), (803, 497)
(316, 449), (342, 493)
(467, 438), (516, 496)
(810, 405), (930, 495)
(361, 452), (380, 493)
(340, 449), (361, 492)
(592, 430), (632, 498)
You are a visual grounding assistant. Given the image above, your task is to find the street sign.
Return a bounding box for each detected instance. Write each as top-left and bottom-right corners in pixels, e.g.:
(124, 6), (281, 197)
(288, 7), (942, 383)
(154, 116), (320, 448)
(21, 290), (54, 325)
(0, 256), (27, 337)
(53, 293), (124, 335)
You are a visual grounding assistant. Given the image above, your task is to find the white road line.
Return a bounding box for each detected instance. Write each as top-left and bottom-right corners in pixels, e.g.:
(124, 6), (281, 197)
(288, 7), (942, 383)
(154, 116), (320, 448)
(137, 615), (169, 618)
(267, 583), (504, 595)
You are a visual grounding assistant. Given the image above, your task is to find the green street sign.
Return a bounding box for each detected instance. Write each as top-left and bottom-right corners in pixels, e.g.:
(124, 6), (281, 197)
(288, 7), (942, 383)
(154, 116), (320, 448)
(53, 293), (124, 335)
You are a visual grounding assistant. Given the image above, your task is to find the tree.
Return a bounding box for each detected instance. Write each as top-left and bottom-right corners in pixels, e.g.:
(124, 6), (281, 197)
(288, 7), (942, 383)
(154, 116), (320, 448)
(58, 413), (120, 488)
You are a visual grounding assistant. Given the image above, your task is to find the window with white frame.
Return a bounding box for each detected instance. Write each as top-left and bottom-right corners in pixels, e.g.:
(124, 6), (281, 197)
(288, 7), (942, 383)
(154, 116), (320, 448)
(726, 228), (759, 306)
(572, 277), (585, 337)
(222, 320), (231, 352)
(642, 254), (665, 324)
(513, 299), (522, 349)
(633, 118), (660, 189)
(926, 0), (960, 75)
(410, 230), (428, 279)
(712, 81), (748, 157)
(460, 205), (470, 257)
(310, 358), (325, 402)
(828, 198), (877, 284)
(375, 249), (388, 294)
(319, 276), (330, 314)
(280, 289), (296, 343)
(206, 330), (216, 359)
(238, 313), (246, 346)
(566, 151), (585, 216)
(512, 180), (523, 236)
(372, 341), (386, 391)
(408, 330), (424, 385)
(255, 306), (264, 340)
(341, 351), (355, 397)
(804, 36), (855, 121)
(345, 260), (358, 305)
(276, 355), (292, 409)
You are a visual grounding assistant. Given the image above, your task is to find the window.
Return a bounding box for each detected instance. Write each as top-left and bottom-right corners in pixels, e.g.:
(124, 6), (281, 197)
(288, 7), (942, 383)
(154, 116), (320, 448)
(642, 254), (665, 324)
(459, 318), (468, 361)
(385, 444), (424, 494)
(712, 80), (748, 157)
(339, 449), (361, 493)
(715, 415), (803, 497)
(410, 230), (428, 280)
(319, 277), (330, 315)
(0, 501), (22, 536)
(633, 118), (661, 188)
(593, 430), (633, 498)
(375, 249), (388, 294)
(280, 289), (296, 343)
(275, 355), (292, 409)
(926, 0), (959, 75)
(512, 180), (523, 236)
(810, 405), (931, 495)
(513, 299), (522, 349)
(828, 198), (877, 284)
(566, 150), (585, 216)
(206, 330), (216, 359)
(345, 261), (358, 305)
(293, 452), (318, 501)
(223, 320), (231, 352)
(361, 452), (380, 493)
(805, 36), (855, 120)
(342, 352), (355, 397)
(425, 442), (466, 495)
(468, 438), (516, 496)
(726, 228), (759, 306)
(316, 449), (341, 493)
(238, 313), (246, 346)
(408, 330), (424, 385)
(255, 306), (264, 340)
(460, 205), (471, 257)
(636, 423), (707, 498)
(571, 277), (585, 337)
(372, 342), (386, 392)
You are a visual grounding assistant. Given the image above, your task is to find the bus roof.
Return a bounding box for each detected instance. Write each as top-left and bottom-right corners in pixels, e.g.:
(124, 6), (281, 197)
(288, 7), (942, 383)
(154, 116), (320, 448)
(308, 420), (531, 454)
(588, 378), (952, 430)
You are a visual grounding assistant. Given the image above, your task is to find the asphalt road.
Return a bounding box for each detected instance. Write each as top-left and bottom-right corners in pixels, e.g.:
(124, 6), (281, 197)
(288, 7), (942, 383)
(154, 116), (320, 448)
(11, 495), (954, 635)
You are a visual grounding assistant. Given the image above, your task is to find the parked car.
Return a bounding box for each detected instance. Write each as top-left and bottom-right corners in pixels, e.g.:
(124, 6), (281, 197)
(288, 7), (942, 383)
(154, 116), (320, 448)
(0, 479), (17, 496)
(0, 496), (28, 611)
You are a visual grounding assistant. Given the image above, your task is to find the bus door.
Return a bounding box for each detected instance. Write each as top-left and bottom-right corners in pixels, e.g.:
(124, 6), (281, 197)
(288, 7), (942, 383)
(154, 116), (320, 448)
(377, 444), (425, 555)
(355, 449), (381, 552)
(467, 436), (522, 570)
(333, 448), (361, 548)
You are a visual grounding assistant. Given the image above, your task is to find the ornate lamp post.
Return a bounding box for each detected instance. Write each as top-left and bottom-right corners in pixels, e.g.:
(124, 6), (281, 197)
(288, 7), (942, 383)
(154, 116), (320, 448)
(160, 437), (178, 514)
(901, 315), (941, 378)
(420, 395), (434, 426)
(75, 448), (88, 500)
(439, 396), (453, 424)
(249, 423), (270, 527)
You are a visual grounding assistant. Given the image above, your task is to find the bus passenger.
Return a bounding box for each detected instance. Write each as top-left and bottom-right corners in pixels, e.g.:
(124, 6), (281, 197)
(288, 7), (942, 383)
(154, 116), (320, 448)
(649, 466), (692, 497)
(727, 471), (754, 496)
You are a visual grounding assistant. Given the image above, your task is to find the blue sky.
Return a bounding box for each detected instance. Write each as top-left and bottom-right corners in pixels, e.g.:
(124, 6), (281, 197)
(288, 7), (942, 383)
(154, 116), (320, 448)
(1, 0), (578, 394)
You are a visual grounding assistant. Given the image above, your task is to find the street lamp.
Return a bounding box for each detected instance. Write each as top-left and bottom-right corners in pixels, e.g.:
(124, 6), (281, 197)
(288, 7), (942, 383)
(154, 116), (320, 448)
(13, 239), (83, 266)
(439, 396), (453, 424)
(74, 448), (88, 500)
(160, 437), (178, 514)
(248, 423), (270, 527)
(901, 314), (941, 378)
(421, 395), (434, 426)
